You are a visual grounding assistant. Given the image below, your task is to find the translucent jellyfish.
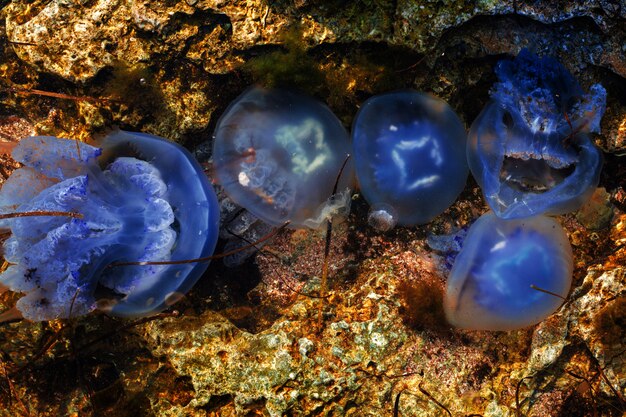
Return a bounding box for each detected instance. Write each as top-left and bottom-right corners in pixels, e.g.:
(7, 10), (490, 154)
(352, 90), (468, 230)
(212, 86), (354, 229)
(212, 179), (275, 268)
(468, 50), (605, 219)
(0, 130), (220, 320)
(444, 212), (573, 331)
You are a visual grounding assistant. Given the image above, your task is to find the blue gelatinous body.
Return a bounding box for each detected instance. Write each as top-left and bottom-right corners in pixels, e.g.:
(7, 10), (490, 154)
(444, 212), (573, 330)
(213, 86), (354, 229)
(468, 50), (605, 219)
(0, 131), (219, 320)
(352, 90), (468, 229)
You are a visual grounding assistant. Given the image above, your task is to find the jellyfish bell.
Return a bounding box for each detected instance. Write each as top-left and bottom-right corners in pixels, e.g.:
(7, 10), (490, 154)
(352, 90), (469, 230)
(212, 86), (355, 229)
(0, 131), (220, 321)
(444, 212), (573, 331)
(95, 130), (220, 317)
(468, 50), (605, 219)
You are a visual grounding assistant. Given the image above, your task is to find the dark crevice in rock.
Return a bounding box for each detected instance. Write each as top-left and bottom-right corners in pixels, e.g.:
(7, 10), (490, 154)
(201, 393), (234, 411)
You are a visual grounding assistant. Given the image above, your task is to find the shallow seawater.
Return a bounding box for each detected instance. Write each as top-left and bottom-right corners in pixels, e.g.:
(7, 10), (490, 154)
(0, 6), (625, 417)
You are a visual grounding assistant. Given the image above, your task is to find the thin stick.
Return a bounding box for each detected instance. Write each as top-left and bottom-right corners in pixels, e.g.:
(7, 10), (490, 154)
(74, 137), (82, 161)
(353, 367), (420, 381)
(395, 54), (427, 73)
(530, 284), (566, 301)
(1, 86), (119, 105)
(68, 288), (81, 321)
(0, 211), (83, 220)
(393, 388), (405, 417)
(317, 154), (351, 328)
(249, 245), (328, 298)
(65, 288), (96, 415)
(10, 325), (68, 377)
(108, 221), (290, 268)
(597, 366), (626, 407)
(1, 359), (30, 416)
(562, 110), (588, 147)
(417, 382), (452, 417)
(7, 40), (37, 46)
(566, 369), (598, 417)
(515, 375), (535, 417)
(0, 359), (13, 406)
(226, 229), (330, 299)
(317, 213), (334, 326)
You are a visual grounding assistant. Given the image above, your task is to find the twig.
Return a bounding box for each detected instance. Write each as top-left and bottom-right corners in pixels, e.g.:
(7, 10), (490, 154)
(515, 375), (535, 417)
(10, 325), (68, 377)
(530, 284), (566, 301)
(566, 369), (598, 417)
(1, 86), (120, 105)
(1, 359), (30, 416)
(317, 154), (351, 328)
(418, 382), (452, 417)
(108, 221), (290, 267)
(0, 211), (83, 220)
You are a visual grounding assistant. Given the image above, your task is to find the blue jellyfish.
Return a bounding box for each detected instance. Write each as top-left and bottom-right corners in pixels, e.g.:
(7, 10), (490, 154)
(0, 130), (220, 320)
(352, 90), (468, 230)
(444, 212), (573, 331)
(468, 50), (605, 219)
(212, 86), (354, 229)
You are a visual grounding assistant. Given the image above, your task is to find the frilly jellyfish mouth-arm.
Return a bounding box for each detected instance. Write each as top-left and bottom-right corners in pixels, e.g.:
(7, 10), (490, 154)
(0, 131), (219, 321)
(352, 90), (468, 230)
(212, 86), (354, 229)
(468, 50), (605, 219)
(444, 212), (573, 331)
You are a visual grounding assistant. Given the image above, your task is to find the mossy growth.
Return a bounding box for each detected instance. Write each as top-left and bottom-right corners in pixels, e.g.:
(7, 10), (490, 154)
(243, 25), (401, 108)
(593, 296), (625, 349)
(396, 279), (446, 331)
(244, 25), (325, 93)
(575, 187), (613, 230)
(320, 51), (399, 122)
(100, 61), (166, 117)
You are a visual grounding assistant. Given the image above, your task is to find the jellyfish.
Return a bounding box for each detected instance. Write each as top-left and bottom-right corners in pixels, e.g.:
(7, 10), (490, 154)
(468, 49), (605, 219)
(0, 130), (220, 321)
(444, 212), (573, 331)
(212, 86), (354, 230)
(352, 90), (468, 230)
